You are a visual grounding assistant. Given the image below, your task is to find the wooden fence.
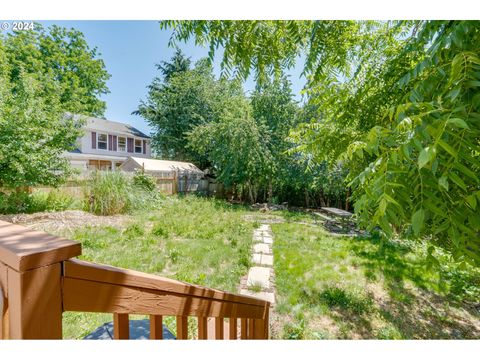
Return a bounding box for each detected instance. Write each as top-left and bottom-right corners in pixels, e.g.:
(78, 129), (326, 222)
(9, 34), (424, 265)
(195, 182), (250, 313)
(0, 220), (270, 339)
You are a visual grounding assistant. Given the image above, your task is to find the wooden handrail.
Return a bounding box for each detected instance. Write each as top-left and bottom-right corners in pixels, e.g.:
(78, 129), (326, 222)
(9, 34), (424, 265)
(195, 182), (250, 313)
(0, 220), (270, 340)
(63, 259), (267, 307)
(62, 259), (269, 319)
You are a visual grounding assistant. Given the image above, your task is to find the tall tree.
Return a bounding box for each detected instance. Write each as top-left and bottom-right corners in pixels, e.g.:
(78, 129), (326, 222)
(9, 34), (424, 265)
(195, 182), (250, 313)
(135, 57), (247, 168)
(0, 24), (110, 188)
(0, 48), (82, 188)
(157, 48), (192, 82)
(3, 24), (111, 117)
(188, 102), (271, 203)
(251, 76), (298, 201)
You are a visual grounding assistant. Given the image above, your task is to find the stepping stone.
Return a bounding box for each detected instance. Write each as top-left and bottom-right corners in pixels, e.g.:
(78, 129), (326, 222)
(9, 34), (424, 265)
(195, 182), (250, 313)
(253, 243), (271, 254)
(259, 224), (270, 231)
(247, 266), (271, 288)
(260, 254), (273, 266)
(253, 234), (263, 241)
(262, 236), (273, 244)
(252, 253), (273, 266)
(240, 289), (275, 304)
(252, 253), (262, 264)
(84, 319), (176, 340)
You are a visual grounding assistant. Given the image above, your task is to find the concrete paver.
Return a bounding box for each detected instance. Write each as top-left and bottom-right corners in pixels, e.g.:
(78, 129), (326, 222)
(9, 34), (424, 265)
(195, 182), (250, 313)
(247, 266), (271, 288)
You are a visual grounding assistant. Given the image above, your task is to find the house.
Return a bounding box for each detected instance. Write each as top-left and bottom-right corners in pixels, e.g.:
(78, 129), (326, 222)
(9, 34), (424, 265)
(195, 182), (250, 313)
(64, 115), (151, 171)
(120, 157), (204, 192)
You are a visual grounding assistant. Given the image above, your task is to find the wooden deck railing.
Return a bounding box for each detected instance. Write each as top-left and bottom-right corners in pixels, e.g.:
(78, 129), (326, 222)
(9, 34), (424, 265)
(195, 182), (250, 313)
(0, 220), (270, 340)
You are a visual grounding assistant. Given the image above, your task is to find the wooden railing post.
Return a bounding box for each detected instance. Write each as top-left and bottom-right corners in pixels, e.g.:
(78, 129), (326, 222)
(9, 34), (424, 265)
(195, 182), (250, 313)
(0, 221), (81, 339)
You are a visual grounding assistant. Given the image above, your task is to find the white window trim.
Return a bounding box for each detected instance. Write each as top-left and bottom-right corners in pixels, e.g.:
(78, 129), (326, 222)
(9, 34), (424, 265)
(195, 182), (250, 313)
(97, 132), (108, 150)
(134, 139), (143, 154)
(117, 136), (127, 152)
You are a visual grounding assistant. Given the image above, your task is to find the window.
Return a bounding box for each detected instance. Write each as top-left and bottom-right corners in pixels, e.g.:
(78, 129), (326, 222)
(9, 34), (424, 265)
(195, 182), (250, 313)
(135, 139), (142, 153)
(118, 136), (126, 152)
(97, 133), (107, 150)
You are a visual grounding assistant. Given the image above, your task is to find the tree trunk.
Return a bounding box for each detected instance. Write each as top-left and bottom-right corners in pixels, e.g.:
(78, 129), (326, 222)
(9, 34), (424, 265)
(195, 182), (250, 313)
(267, 181), (273, 204)
(304, 189), (310, 208)
(248, 183), (254, 204)
(345, 188), (350, 211)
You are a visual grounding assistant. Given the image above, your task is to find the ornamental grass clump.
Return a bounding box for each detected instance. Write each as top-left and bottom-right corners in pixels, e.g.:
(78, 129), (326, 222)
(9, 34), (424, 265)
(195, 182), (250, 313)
(86, 171), (163, 215)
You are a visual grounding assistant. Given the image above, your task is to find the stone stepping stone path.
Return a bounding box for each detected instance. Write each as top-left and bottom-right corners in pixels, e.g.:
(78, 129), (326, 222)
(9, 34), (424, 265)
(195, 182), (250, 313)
(239, 224), (276, 305)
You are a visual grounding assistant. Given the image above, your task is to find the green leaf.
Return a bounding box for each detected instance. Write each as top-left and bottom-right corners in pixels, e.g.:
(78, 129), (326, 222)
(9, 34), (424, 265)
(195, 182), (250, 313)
(466, 195), (477, 210)
(411, 208), (425, 235)
(438, 175), (449, 191)
(437, 139), (457, 157)
(449, 172), (467, 191)
(418, 146), (436, 169)
(446, 118), (470, 129)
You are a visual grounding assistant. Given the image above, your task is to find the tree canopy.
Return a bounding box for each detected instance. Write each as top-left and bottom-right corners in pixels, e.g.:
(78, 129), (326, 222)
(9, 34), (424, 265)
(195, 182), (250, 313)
(135, 51), (251, 168)
(161, 20), (480, 263)
(0, 25), (111, 188)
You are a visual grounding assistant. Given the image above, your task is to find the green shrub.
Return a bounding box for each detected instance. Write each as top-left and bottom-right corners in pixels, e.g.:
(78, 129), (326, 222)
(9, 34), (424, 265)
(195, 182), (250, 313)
(0, 191), (31, 214)
(30, 190), (77, 212)
(132, 170), (157, 192)
(282, 316), (306, 340)
(0, 189), (77, 214)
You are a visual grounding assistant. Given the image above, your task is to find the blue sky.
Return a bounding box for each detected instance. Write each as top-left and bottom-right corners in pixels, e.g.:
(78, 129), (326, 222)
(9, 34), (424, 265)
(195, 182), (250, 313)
(37, 21), (307, 135)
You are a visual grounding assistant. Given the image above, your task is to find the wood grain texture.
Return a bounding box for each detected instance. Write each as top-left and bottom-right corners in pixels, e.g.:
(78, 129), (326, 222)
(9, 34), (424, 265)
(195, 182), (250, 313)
(64, 259), (267, 307)
(113, 313), (129, 339)
(248, 319), (254, 340)
(229, 318), (237, 340)
(149, 315), (163, 340)
(240, 318), (247, 339)
(197, 316), (207, 339)
(176, 316), (188, 339)
(0, 221), (81, 272)
(215, 317), (224, 340)
(7, 263), (62, 339)
(63, 277), (266, 319)
(253, 319), (265, 339)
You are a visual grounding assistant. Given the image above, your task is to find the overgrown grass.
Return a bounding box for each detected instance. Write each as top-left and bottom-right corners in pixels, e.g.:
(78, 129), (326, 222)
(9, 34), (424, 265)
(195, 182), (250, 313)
(85, 171), (163, 215)
(272, 223), (480, 339)
(61, 195), (255, 339)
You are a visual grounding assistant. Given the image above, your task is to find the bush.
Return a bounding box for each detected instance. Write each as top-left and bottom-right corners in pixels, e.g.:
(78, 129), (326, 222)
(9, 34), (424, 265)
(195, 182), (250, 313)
(0, 189), (77, 214)
(132, 170), (157, 192)
(30, 190), (77, 212)
(0, 191), (31, 214)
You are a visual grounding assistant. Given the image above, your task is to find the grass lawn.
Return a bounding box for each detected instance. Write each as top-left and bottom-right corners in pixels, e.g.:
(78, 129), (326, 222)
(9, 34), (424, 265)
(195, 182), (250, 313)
(26, 194), (479, 339)
(271, 223), (480, 339)
(55, 195), (257, 339)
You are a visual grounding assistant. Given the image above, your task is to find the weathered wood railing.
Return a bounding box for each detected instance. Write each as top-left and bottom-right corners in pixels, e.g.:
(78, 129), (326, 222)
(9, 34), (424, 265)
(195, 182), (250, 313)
(0, 220), (270, 339)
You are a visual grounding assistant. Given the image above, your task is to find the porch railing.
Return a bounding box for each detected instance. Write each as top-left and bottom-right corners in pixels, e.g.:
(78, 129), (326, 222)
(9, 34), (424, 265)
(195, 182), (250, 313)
(0, 220), (270, 340)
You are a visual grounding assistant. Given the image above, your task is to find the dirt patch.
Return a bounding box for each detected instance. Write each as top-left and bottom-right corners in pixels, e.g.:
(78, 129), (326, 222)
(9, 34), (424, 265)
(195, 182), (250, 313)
(0, 210), (131, 235)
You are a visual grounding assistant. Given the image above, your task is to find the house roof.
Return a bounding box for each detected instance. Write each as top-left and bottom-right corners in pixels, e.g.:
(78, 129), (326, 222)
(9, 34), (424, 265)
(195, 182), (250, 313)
(72, 114), (150, 139)
(123, 157), (204, 174)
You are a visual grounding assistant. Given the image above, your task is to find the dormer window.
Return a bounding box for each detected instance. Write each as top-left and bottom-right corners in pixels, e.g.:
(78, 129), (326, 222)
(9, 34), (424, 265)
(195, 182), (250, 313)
(97, 133), (108, 150)
(118, 136), (126, 152)
(134, 139), (142, 153)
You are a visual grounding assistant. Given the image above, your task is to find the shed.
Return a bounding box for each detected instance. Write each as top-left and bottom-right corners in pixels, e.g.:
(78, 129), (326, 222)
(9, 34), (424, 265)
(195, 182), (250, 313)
(120, 157), (204, 193)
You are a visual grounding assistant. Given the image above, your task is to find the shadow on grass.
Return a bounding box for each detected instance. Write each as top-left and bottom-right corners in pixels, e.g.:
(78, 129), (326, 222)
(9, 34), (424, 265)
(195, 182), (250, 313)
(346, 236), (480, 339)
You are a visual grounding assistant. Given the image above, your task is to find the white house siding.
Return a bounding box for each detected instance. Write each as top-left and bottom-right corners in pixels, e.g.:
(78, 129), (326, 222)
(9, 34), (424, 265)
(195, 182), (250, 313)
(80, 131), (151, 159)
